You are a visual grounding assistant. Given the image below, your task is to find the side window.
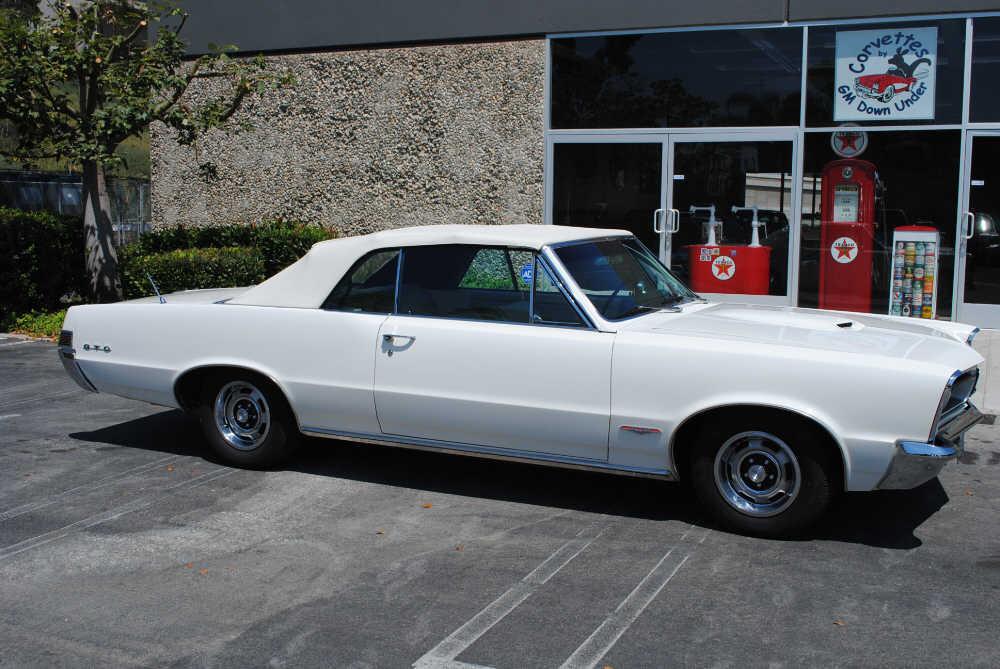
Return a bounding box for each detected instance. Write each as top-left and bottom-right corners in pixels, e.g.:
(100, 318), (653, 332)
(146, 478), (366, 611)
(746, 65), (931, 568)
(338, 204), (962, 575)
(458, 248), (516, 290)
(533, 260), (586, 327)
(323, 249), (399, 313)
(398, 245), (530, 323)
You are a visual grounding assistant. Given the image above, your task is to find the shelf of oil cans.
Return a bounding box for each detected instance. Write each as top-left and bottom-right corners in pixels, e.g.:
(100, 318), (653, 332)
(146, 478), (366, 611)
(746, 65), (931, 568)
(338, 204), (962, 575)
(889, 227), (939, 319)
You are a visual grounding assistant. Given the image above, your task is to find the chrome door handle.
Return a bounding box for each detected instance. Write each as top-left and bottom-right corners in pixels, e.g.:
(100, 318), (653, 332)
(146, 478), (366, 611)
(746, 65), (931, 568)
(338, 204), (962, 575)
(965, 211), (975, 240)
(652, 208), (665, 234)
(669, 209), (681, 233)
(383, 334), (415, 342)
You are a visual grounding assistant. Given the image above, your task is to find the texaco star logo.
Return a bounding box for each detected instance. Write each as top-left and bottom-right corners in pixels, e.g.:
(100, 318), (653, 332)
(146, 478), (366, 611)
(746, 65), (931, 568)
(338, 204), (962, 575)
(831, 236), (858, 264)
(712, 255), (736, 280)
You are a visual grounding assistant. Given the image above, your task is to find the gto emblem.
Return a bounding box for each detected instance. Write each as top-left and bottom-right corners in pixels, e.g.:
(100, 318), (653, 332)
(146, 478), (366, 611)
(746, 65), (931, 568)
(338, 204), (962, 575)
(82, 344), (111, 353)
(831, 236), (859, 264)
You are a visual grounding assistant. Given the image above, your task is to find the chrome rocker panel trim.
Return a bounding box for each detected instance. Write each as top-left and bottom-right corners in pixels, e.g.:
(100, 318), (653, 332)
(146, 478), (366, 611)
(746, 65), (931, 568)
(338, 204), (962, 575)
(301, 426), (676, 481)
(878, 404), (984, 490)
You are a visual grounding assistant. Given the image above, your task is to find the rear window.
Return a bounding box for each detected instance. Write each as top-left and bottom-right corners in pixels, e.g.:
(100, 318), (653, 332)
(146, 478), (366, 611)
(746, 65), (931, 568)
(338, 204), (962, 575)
(323, 249), (399, 313)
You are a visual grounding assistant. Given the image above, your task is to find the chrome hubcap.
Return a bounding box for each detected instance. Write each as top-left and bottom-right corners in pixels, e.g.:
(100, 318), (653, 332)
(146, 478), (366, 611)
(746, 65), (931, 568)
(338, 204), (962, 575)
(714, 431), (801, 518)
(213, 381), (270, 451)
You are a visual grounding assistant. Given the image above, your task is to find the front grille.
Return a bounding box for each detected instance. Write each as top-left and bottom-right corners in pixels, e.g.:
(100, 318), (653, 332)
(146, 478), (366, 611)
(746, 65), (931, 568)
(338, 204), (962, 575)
(58, 329), (73, 347)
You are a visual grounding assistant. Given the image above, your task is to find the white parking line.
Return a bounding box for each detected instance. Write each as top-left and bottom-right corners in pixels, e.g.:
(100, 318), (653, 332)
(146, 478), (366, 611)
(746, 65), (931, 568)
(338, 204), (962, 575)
(0, 467), (234, 561)
(0, 414), (21, 421)
(0, 454), (181, 522)
(558, 552), (691, 669)
(0, 389), (81, 411)
(412, 520), (607, 669)
(557, 526), (710, 669)
(0, 338), (43, 348)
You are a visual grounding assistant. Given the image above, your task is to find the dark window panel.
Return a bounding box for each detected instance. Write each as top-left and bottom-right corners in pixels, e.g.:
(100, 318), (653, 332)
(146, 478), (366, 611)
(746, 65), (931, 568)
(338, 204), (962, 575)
(551, 28), (803, 129)
(971, 17), (1000, 123)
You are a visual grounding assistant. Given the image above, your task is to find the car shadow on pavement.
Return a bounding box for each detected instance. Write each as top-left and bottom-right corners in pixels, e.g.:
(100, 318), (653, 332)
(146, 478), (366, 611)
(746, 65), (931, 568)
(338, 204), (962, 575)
(70, 409), (947, 550)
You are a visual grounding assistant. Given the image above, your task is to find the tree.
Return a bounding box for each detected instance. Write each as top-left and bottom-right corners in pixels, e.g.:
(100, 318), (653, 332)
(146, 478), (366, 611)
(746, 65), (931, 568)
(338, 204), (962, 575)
(0, 1), (290, 301)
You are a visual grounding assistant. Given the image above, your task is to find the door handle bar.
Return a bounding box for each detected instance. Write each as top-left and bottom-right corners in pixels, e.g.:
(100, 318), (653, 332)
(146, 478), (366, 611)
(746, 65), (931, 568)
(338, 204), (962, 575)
(652, 208), (665, 234)
(965, 211), (975, 240)
(669, 208), (681, 233)
(383, 334), (416, 342)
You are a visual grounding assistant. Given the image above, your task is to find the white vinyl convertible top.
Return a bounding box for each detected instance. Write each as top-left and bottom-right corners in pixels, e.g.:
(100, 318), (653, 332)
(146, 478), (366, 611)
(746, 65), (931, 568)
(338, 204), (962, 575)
(231, 224), (630, 309)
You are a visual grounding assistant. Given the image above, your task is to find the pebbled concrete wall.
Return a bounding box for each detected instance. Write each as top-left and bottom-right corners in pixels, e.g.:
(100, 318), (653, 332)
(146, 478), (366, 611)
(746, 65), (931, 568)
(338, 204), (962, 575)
(150, 38), (546, 234)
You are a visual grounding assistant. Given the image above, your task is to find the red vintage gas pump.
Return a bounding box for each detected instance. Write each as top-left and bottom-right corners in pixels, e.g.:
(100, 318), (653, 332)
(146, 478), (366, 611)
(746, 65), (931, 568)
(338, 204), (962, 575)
(818, 159), (878, 312)
(686, 205), (771, 295)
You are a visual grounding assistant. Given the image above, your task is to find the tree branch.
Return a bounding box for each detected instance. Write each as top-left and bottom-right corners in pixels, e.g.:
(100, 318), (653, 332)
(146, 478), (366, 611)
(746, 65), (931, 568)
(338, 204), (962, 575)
(150, 60), (202, 119)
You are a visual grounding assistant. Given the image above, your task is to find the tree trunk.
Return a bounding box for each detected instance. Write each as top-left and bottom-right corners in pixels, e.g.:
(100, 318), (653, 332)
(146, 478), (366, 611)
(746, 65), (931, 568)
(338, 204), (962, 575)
(82, 160), (123, 302)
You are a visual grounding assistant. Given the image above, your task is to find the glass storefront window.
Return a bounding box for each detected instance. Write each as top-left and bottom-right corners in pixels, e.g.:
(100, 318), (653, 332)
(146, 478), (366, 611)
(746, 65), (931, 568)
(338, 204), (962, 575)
(550, 28), (803, 129)
(971, 18), (1000, 123)
(798, 130), (961, 318)
(670, 141), (793, 297)
(806, 20), (965, 126)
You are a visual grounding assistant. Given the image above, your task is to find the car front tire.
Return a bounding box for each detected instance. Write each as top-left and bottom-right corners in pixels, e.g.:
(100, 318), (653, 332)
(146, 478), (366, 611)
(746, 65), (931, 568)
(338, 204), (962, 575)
(196, 371), (299, 468)
(690, 418), (836, 537)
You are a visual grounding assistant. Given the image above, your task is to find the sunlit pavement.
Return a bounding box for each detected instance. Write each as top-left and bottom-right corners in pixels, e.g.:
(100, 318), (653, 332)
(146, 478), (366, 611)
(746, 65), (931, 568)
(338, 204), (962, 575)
(1, 336), (998, 668)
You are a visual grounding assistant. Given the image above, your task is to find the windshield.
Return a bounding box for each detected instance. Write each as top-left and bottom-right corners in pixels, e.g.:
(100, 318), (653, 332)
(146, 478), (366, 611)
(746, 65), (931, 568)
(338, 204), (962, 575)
(554, 237), (699, 320)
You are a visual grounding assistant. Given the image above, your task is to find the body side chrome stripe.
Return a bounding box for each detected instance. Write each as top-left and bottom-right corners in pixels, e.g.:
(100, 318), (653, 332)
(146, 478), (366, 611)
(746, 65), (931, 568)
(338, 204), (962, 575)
(300, 426), (675, 480)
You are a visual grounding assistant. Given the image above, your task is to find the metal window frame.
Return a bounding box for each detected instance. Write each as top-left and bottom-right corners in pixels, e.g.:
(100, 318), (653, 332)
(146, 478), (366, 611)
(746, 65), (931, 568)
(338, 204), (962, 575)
(543, 12), (1000, 321)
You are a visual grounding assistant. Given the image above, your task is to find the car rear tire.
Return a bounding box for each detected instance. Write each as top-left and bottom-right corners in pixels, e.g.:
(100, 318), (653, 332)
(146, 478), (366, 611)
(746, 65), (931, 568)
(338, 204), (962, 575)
(690, 418), (836, 537)
(196, 371), (299, 468)
(881, 87), (895, 103)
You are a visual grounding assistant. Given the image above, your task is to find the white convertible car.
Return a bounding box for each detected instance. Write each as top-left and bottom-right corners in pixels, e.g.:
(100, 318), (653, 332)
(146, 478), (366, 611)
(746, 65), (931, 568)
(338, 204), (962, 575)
(59, 225), (984, 535)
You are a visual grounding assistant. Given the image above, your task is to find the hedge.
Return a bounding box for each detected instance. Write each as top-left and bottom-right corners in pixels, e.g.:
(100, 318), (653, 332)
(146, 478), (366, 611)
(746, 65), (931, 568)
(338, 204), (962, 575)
(120, 246), (266, 299)
(0, 207), (86, 321)
(131, 221), (333, 275)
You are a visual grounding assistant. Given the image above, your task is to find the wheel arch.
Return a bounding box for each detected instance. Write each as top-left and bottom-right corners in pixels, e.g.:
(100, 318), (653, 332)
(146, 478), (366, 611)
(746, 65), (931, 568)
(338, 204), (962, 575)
(669, 403), (848, 491)
(173, 363), (301, 429)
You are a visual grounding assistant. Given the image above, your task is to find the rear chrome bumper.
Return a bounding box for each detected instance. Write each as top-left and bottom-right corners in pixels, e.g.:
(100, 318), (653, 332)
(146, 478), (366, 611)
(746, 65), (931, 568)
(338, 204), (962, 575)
(878, 404), (983, 490)
(58, 345), (97, 393)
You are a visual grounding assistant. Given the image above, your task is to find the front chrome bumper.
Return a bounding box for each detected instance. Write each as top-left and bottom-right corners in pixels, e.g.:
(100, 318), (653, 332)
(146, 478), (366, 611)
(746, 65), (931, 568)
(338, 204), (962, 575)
(878, 404), (984, 490)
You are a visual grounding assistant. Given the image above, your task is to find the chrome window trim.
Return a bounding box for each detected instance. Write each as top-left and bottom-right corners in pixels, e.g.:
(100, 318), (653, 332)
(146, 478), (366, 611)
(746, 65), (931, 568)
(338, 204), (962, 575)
(534, 254), (594, 329)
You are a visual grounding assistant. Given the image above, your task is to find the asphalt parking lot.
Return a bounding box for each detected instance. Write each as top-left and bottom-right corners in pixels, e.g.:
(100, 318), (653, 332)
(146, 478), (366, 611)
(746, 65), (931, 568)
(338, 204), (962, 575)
(1, 335), (999, 668)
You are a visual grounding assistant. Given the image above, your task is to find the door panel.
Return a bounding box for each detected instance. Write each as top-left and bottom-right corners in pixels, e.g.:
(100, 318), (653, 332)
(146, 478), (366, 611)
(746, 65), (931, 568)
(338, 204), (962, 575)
(959, 135), (1000, 327)
(374, 315), (614, 461)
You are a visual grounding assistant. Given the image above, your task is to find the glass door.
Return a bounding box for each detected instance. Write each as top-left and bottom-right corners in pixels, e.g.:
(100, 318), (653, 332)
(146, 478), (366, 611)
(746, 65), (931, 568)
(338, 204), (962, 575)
(548, 135), (668, 260)
(547, 131), (799, 305)
(666, 132), (798, 304)
(956, 133), (1000, 328)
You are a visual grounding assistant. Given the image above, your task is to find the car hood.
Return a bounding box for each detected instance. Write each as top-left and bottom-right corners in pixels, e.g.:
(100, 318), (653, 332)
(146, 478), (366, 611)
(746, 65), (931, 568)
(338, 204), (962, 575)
(618, 303), (983, 369)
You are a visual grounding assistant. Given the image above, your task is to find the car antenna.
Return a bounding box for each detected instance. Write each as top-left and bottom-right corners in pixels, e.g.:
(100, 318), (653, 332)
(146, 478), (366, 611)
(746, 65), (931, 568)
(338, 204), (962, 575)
(145, 271), (167, 304)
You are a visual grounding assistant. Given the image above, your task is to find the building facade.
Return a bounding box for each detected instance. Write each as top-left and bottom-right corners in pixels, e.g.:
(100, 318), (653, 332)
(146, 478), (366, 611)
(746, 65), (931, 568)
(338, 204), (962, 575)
(151, 1), (1000, 327)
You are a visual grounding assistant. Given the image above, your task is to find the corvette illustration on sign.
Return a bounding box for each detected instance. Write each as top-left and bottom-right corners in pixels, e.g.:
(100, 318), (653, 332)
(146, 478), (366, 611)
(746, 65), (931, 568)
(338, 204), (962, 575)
(58, 225), (984, 535)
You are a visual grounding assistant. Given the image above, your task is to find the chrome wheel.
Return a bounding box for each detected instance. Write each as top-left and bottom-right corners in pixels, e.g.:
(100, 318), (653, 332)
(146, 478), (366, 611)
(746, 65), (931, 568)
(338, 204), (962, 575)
(713, 431), (801, 518)
(213, 381), (271, 451)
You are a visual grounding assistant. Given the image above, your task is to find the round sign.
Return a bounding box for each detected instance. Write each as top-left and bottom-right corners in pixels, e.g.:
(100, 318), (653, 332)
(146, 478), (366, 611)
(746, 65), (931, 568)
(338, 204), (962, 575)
(831, 126), (868, 158)
(711, 255), (736, 280)
(831, 236), (859, 264)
